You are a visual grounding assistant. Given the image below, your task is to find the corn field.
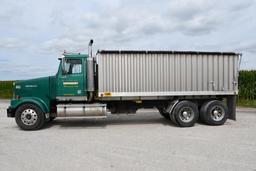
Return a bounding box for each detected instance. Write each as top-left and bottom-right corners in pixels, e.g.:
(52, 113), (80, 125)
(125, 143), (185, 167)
(238, 70), (256, 100)
(0, 81), (13, 99)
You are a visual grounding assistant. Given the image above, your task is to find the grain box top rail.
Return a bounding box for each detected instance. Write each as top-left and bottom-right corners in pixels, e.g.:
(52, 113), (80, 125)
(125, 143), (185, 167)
(97, 50), (240, 56)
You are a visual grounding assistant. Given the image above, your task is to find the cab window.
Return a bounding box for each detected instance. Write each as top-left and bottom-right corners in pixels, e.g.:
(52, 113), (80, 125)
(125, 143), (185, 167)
(62, 59), (82, 75)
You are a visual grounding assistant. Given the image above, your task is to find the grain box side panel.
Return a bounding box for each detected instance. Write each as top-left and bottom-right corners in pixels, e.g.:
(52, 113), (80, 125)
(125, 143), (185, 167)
(97, 52), (239, 99)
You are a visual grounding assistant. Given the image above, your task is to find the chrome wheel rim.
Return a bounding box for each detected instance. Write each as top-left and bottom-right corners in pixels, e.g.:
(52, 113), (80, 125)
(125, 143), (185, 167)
(179, 106), (194, 123)
(21, 109), (38, 126)
(210, 106), (225, 121)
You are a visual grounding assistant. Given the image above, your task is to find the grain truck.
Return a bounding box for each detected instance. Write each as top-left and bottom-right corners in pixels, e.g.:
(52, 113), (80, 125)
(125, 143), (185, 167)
(7, 40), (241, 130)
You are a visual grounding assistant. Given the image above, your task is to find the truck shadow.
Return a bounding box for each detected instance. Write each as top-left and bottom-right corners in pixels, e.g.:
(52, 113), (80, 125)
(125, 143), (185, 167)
(44, 113), (176, 129)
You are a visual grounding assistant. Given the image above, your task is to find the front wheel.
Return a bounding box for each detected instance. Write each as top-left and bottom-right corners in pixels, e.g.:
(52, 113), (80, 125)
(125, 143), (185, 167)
(15, 103), (45, 130)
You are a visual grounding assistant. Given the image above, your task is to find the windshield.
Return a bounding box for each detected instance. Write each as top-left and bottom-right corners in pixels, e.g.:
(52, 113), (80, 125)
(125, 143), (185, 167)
(62, 59), (82, 75)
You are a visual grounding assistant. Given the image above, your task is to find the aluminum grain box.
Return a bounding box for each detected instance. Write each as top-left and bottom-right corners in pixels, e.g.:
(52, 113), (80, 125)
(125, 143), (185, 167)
(97, 50), (241, 100)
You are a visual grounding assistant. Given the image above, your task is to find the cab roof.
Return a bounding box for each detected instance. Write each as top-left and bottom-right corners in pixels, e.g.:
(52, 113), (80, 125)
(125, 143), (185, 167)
(63, 53), (88, 58)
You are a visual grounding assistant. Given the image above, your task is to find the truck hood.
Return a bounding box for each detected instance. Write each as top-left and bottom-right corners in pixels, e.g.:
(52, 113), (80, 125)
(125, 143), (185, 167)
(14, 76), (53, 99)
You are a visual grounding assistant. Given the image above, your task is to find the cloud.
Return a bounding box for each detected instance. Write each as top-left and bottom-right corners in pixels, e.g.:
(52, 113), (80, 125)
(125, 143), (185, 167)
(166, 0), (254, 35)
(234, 41), (256, 53)
(0, 61), (57, 80)
(0, 0), (256, 80)
(40, 0), (254, 53)
(0, 1), (23, 23)
(0, 38), (29, 50)
(0, 59), (9, 62)
(230, 0), (254, 11)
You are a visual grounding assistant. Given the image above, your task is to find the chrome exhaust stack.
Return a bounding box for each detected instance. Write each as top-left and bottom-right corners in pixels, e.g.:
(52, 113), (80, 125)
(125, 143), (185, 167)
(87, 39), (95, 101)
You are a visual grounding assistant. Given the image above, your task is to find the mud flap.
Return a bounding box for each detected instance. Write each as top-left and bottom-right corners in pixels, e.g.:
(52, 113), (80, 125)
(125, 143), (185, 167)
(166, 100), (179, 124)
(227, 96), (236, 120)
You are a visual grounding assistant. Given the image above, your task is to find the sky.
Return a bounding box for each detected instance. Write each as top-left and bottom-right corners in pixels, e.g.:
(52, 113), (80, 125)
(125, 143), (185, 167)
(0, 0), (256, 80)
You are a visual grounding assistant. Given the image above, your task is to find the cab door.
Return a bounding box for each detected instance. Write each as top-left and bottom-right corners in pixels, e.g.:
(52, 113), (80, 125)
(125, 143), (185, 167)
(57, 58), (85, 97)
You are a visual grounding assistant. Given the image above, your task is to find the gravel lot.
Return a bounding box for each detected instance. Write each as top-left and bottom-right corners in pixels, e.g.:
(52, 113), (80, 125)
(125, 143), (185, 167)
(0, 100), (256, 171)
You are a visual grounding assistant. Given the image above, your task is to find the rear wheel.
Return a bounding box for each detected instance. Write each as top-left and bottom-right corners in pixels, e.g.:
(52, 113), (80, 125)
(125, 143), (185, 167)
(172, 101), (199, 127)
(15, 103), (45, 130)
(200, 100), (228, 125)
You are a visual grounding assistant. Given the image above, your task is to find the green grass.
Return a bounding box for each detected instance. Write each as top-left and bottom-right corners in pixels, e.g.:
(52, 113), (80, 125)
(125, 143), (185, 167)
(0, 81), (13, 99)
(236, 99), (256, 108)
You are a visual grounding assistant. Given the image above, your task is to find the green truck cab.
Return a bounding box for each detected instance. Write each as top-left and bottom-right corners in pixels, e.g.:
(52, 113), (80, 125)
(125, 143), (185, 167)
(7, 53), (91, 130)
(7, 40), (239, 130)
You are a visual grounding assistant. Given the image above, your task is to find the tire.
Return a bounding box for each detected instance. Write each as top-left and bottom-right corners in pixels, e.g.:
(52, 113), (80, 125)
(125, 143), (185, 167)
(158, 108), (170, 120)
(170, 109), (178, 125)
(200, 100), (228, 125)
(15, 103), (45, 130)
(172, 101), (199, 127)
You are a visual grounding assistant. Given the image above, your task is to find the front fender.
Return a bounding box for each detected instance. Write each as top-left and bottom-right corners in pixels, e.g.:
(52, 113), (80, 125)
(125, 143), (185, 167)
(10, 97), (49, 114)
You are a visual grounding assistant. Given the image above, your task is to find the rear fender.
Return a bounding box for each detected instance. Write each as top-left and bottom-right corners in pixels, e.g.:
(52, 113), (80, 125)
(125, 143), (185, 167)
(166, 100), (180, 114)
